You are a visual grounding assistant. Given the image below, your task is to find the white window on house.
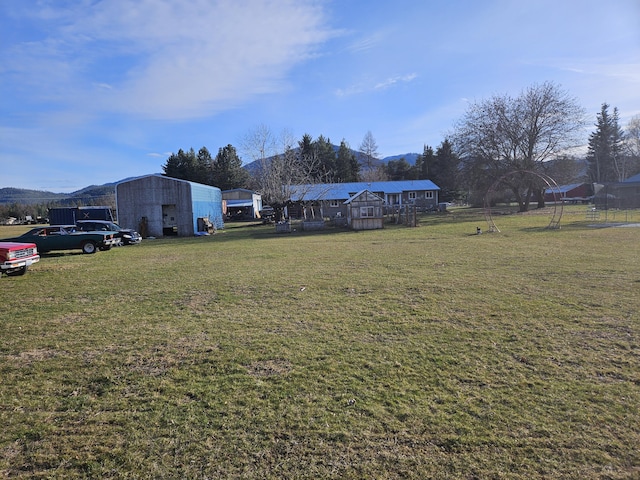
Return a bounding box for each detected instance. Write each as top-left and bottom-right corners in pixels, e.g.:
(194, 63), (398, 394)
(408, 191), (417, 201)
(360, 206), (375, 217)
(425, 191), (433, 199)
(330, 200), (340, 207)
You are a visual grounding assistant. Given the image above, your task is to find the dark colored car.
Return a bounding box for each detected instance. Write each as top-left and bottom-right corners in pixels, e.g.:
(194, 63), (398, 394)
(1, 225), (118, 254)
(259, 206), (276, 224)
(75, 220), (142, 245)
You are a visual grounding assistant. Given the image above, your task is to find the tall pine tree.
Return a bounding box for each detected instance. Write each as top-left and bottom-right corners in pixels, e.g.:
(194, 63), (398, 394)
(335, 139), (360, 182)
(433, 139), (460, 201)
(211, 144), (248, 191)
(587, 103), (625, 183)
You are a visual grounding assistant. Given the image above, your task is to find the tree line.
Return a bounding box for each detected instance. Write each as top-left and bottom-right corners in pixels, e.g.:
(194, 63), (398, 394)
(5, 82), (636, 223)
(161, 82), (640, 213)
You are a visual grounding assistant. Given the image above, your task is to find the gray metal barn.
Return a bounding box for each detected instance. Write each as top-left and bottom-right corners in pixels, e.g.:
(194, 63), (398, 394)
(116, 174), (224, 237)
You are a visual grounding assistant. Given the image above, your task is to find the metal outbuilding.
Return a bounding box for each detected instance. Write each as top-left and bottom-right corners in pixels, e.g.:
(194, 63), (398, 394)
(116, 174), (224, 237)
(222, 189), (263, 219)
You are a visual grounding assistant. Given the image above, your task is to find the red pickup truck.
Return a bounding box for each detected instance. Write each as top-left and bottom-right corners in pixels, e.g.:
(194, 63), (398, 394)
(0, 242), (40, 277)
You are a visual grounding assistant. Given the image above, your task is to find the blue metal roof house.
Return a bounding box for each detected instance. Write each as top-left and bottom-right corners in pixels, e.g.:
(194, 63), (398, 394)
(287, 180), (440, 219)
(116, 174), (224, 237)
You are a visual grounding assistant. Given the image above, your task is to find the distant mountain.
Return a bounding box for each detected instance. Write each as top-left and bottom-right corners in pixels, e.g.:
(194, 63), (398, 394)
(243, 147), (420, 173)
(382, 153), (420, 165)
(0, 187), (68, 205)
(0, 184), (116, 205)
(1, 152), (422, 204)
(0, 175), (164, 205)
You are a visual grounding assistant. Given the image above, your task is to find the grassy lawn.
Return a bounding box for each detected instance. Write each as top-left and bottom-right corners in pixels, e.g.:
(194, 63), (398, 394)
(1, 207), (639, 478)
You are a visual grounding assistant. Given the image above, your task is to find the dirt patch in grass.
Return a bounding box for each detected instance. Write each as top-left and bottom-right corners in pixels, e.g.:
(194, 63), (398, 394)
(5, 348), (62, 365)
(246, 359), (293, 377)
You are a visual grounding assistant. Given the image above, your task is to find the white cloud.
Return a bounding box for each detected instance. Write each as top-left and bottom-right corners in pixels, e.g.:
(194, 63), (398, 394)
(346, 30), (387, 53)
(336, 73), (418, 98)
(374, 73), (418, 91)
(2, 0), (336, 120)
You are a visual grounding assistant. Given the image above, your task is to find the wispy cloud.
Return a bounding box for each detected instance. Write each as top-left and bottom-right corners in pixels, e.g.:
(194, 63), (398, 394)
(2, 0), (336, 120)
(374, 74), (418, 91)
(346, 31), (387, 53)
(336, 73), (418, 98)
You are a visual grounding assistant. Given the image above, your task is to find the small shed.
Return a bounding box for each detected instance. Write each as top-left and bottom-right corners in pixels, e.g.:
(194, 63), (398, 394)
(116, 174), (224, 237)
(222, 189), (262, 219)
(345, 190), (384, 230)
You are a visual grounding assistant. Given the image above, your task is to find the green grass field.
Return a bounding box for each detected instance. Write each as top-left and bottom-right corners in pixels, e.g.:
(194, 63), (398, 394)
(1, 207), (639, 478)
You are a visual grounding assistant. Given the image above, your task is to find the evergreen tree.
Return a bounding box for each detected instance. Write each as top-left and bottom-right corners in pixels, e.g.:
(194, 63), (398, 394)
(386, 158), (413, 180)
(433, 139), (461, 201)
(196, 147), (214, 184)
(162, 147), (213, 185)
(413, 145), (435, 180)
(587, 103), (625, 182)
(335, 139), (360, 182)
(162, 148), (198, 181)
(314, 135), (337, 180)
(298, 133), (317, 177)
(211, 144), (248, 191)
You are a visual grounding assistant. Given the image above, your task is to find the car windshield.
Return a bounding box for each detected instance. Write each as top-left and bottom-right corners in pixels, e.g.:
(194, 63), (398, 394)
(79, 222), (120, 231)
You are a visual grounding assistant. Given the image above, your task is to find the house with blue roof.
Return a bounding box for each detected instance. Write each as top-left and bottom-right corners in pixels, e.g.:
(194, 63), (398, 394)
(286, 179), (440, 219)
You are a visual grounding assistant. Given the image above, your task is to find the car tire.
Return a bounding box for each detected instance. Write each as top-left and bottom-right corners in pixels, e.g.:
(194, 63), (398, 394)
(6, 266), (27, 276)
(81, 241), (97, 254)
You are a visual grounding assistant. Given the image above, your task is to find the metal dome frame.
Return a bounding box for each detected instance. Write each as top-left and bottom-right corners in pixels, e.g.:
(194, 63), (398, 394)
(483, 170), (563, 233)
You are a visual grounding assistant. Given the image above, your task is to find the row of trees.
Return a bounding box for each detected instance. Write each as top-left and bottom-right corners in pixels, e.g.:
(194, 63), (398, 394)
(161, 82), (640, 213)
(162, 131), (362, 206)
(162, 145), (249, 191)
(384, 140), (460, 200)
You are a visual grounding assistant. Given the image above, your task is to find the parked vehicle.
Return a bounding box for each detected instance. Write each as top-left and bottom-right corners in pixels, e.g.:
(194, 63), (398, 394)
(0, 225), (118, 254)
(259, 206), (276, 224)
(48, 206), (114, 225)
(0, 242), (40, 276)
(76, 220), (142, 245)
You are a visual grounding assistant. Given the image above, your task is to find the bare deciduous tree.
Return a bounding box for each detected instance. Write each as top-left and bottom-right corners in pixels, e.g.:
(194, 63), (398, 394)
(242, 126), (327, 219)
(454, 81), (585, 211)
(358, 130), (380, 172)
(623, 114), (640, 178)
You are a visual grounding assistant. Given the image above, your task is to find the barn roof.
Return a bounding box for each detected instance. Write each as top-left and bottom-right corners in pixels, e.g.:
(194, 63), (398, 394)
(544, 183), (586, 194)
(288, 180), (440, 202)
(116, 173), (221, 191)
(623, 172), (640, 183)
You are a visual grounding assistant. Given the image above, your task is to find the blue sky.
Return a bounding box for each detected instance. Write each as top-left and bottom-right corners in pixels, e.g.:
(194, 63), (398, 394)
(1, 0), (639, 193)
